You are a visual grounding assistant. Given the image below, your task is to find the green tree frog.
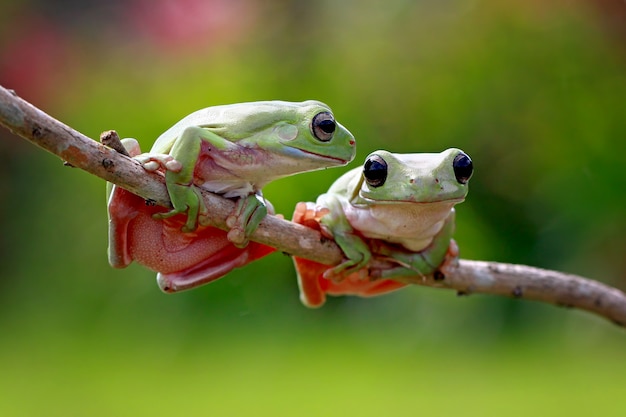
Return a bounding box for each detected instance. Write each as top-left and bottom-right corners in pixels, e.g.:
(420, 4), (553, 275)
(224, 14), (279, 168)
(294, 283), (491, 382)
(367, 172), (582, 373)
(107, 100), (356, 292)
(292, 148), (473, 307)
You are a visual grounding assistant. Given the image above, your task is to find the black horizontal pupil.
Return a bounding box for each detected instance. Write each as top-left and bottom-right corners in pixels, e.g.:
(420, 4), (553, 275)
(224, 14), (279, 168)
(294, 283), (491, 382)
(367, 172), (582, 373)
(318, 119), (335, 134)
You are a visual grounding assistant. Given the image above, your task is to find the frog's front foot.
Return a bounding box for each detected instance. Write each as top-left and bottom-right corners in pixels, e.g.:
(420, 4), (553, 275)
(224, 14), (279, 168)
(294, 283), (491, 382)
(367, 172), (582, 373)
(154, 183), (207, 232)
(135, 152), (183, 173)
(223, 194), (268, 248)
(292, 202), (330, 231)
(322, 247), (371, 283)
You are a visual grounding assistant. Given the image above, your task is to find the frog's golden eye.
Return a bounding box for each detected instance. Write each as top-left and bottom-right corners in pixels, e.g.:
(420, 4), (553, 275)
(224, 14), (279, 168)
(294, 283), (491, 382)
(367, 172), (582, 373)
(311, 112), (336, 142)
(363, 155), (388, 188)
(453, 152), (473, 184)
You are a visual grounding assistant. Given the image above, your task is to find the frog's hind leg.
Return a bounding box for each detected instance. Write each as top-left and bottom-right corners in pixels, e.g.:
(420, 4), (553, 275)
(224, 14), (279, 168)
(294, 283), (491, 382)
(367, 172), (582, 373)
(157, 240), (276, 293)
(353, 279), (408, 297)
(321, 271), (408, 299)
(107, 187), (146, 268)
(293, 257), (329, 308)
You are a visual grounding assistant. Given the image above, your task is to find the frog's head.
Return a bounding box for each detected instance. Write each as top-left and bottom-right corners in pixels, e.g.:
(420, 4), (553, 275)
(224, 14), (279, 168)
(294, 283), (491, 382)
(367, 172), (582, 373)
(354, 148), (473, 204)
(275, 100), (356, 166)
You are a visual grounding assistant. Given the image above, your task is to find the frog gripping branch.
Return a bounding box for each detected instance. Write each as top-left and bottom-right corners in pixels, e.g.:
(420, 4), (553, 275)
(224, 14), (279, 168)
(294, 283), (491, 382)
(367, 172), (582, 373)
(107, 100), (356, 292)
(2, 85), (625, 327)
(106, 139), (278, 292)
(292, 149), (473, 308)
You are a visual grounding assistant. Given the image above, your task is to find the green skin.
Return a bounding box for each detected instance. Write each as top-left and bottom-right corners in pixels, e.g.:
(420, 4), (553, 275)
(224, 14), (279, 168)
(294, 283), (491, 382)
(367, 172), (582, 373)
(131, 100), (356, 247)
(315, 148), (471, 280)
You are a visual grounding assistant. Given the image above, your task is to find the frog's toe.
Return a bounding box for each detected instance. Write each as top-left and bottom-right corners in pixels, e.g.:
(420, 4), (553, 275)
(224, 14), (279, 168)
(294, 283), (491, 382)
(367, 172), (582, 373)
(136, 153), (182, 173)
(225, 213), (238, 229)
(181, 214), (199, 233)
(224, 197), (265, 247)
(322, 268), (343, 283)
(164, 159), (183, 172)
(181, 224), (197, 233)
(225, 214), (245, 245)
(227, 228), (249, 248)
(152, 209), (193, 230)
(323, 261), (356, 282)
(292, 202), (308, 224)
(142, 161), (160, 171)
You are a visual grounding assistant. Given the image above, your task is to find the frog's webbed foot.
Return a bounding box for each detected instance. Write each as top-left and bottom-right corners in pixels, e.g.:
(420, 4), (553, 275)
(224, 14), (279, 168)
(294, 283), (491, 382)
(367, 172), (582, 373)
(370, 239), (461, 281)
(292, 202), (329, 231)
(223, 194), (268, 248)
(322, 239), (372, 283)
(323, 258), (369, 283)
(370, 217), (458, 280)
(135, 152), (183, 173)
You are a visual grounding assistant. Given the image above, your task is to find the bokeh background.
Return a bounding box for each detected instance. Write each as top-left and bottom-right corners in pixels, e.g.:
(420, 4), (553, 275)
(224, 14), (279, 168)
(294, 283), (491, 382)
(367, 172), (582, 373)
(1, 0), (625, 415)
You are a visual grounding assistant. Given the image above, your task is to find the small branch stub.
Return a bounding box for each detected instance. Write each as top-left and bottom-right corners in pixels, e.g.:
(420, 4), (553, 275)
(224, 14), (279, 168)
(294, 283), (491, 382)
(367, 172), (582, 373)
(100, 130), (130, 157)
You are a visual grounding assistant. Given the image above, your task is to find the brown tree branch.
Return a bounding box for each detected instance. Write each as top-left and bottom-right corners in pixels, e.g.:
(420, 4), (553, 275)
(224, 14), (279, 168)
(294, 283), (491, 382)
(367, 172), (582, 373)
(1, 84), (624, 327)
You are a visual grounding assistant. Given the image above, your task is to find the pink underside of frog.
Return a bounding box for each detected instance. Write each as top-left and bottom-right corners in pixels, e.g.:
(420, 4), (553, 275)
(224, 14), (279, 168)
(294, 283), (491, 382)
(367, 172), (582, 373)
(291, 201), (460, 308)
(293, 257), (409, 308)
(108, 186), (275, 292)
(291, 202), (408, 308)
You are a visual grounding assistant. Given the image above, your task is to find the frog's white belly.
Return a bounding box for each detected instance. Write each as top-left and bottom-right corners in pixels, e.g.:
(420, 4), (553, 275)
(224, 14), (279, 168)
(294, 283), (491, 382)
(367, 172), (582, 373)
(345, 202), (455, 252)
(199, 179), (254, 198)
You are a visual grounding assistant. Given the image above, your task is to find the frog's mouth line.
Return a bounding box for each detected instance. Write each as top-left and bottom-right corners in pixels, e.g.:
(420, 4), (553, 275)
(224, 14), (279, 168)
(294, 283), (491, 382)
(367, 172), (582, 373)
(296, 148), (351, 164)
(358, 196), (466, 205)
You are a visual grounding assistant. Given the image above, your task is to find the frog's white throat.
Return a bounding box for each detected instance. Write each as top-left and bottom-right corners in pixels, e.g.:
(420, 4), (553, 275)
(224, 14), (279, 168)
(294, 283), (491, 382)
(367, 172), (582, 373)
(345, 202), (457, 252)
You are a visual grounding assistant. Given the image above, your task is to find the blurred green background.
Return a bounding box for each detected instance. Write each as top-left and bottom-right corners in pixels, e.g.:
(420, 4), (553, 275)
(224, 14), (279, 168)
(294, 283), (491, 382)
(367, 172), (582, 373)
(1, 0), (625, 415)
